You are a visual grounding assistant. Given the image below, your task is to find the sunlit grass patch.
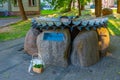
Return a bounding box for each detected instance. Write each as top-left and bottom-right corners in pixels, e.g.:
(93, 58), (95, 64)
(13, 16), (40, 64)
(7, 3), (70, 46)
(41, 10), (58, 15)
(108, 17), (120, 36)
(0, 20), (31, 42)
(112, 8), (117, 14)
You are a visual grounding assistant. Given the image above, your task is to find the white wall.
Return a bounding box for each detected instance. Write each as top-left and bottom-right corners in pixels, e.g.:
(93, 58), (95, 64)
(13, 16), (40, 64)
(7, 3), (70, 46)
(0, 2), (8, 11)
(11, 0), (40, 11)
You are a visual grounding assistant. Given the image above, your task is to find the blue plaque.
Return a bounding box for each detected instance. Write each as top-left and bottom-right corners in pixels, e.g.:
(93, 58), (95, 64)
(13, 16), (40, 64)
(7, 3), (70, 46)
(43, 32), (64, 41)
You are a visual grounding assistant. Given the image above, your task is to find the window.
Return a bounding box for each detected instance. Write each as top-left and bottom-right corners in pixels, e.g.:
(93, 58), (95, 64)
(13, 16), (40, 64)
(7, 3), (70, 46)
(0, 1), (3, 7)
(14, 0), (18, 7)
(29, 0), (37, 7)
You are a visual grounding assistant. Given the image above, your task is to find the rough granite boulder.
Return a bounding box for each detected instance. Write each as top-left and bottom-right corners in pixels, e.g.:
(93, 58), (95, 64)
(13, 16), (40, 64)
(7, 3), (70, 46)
(37, 29), (71, 67)
(71, 31), (100, 67)
(24, 28), (40, 55)
(102, 8), (113, 16)
(97, 27), (110, 57)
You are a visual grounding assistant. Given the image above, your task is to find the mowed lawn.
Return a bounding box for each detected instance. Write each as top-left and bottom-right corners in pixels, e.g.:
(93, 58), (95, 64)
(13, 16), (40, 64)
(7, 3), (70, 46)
(0, 9), (120, 42)
(0, 20), (31, 42)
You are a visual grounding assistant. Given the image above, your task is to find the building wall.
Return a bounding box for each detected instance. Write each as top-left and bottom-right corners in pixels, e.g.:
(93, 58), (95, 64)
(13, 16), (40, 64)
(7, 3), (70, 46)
(0, 2), (8, 11)
(10, 0), (40, 15)
(11, 0), (40, 11)
(0, 2), (9, 16)
(102, 0), (114, 8)
(10, 11), (40, 16)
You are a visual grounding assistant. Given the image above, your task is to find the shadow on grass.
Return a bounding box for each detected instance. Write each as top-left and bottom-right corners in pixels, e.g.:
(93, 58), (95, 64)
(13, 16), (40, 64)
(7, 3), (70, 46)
(108, 19), (120, 36)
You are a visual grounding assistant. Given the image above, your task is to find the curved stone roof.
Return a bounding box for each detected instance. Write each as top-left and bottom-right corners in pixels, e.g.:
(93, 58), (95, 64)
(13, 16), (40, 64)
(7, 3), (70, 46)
(31, 16), (108, 31)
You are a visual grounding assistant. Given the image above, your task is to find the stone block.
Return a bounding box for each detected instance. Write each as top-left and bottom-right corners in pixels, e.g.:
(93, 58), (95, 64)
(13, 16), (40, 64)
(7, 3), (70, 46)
(37, 29), (71, 67)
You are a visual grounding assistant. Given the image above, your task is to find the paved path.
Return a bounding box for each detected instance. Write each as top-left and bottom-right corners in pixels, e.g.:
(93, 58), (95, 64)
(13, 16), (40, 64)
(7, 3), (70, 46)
(0, 18), (21, 27)
(0, 36), (120, 80)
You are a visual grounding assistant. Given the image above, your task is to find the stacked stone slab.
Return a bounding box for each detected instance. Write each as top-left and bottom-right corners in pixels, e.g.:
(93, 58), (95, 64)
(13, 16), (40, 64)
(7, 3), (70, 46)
(102, 8), (113, 16)
(37, 29), (71, 67)
(24, 16), (109, 67)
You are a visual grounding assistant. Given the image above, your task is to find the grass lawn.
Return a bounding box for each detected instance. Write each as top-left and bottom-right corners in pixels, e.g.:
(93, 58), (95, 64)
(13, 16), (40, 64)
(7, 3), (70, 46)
(41, 10), (58, 15)
(108, 17), (120, 36)
(0, 9), (120, 42)
(0, 20), (31, 42)
(0, 16), (19, 19)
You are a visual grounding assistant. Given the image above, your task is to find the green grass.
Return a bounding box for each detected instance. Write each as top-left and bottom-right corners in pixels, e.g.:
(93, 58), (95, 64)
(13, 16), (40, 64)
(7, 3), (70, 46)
(0, 16), (19, 19)
(108, 17), (120, 36)
(41, 9), (92, 18)
(0, 9), (120, 42)
(0, 20), (31, 42)
(41, 10), (58, 15)
(112, 8), (117, 14)
(102, 8), (120, 36)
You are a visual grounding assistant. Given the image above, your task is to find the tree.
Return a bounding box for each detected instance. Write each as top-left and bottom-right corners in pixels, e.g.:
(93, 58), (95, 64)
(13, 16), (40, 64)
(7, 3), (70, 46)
(68, 0), (73, 11)
(72, 0), (76, 9)
(0, 0), (27, 20)
(0, 0), (6, 3)
(46, 0), (91, 16)
(95, 0), (102, 17)
(117, 0), (120, 13)
(77, 0), (81, 16)
(0, 0), (7, 6)
(77, 0), (91, 16)
(18, 0), (27, 20)
(38, 0), (41, 15)
(81, 5), (85, 10)
(80, 0), (91, 10)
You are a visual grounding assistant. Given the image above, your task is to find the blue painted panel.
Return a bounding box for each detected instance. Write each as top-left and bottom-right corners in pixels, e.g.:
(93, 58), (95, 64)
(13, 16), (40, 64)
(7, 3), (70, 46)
(43, 32), (64, 41)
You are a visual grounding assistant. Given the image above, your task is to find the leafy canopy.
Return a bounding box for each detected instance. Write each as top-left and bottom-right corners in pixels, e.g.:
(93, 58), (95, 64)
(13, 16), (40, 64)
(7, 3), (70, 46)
(45, 0), (91, 9)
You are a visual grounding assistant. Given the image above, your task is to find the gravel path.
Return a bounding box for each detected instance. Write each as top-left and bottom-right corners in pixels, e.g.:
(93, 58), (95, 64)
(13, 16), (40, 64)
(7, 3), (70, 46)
(0, 36), (120, 80)
(0, 18), (21, 27)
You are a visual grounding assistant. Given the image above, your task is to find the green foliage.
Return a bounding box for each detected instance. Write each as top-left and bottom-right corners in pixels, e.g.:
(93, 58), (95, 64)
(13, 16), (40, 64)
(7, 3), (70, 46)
(45, 0), (71, 10)
(108, 17), (120, 36)
(45, 0), (92, 12)
(59, 7), (70, 13)
(41, 10), (58, 15)
(0, 0), (6, 3)
(33, 64), (43, 68)
(41, 2), (46, 9)
(80, 0), (91, 5)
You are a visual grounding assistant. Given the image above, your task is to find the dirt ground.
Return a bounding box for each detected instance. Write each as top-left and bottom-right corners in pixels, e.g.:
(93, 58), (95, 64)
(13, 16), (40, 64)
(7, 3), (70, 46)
(0, 36), (120, 80)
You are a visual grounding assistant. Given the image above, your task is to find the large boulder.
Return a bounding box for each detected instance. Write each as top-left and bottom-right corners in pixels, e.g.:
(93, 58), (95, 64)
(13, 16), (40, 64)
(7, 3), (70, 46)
(24, 28), (40, 55)
(71, 31), (100, 67)
(97, 27), (110, 57)
(37, 29), (71, 67)
(102, 8), (113, 16)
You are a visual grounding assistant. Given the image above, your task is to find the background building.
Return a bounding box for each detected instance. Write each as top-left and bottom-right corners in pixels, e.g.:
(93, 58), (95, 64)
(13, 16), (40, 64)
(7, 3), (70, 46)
(0, 0), (40, 16)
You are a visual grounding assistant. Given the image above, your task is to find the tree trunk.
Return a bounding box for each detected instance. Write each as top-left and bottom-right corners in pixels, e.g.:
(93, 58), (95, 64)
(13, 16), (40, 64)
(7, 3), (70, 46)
(117, 0), (120, 13)
(77, 0), (81, 16)
(81, 5), (84, 10)
(18, 0), (27, 20)
(95, 0), (102, 17)
(38, 0), (41, 15)
(72, 0), (75, 9)
(68, 0), (72, 11)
